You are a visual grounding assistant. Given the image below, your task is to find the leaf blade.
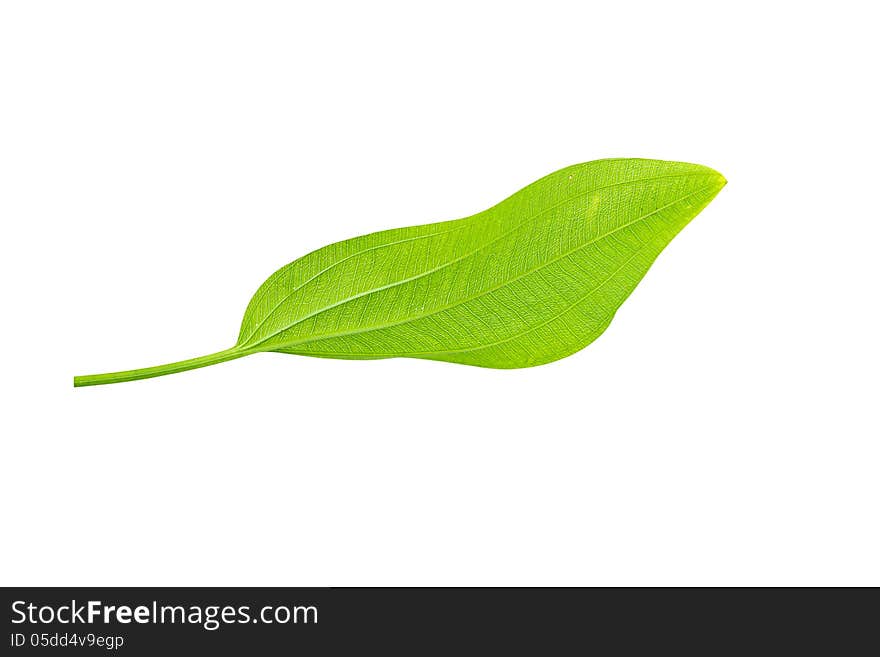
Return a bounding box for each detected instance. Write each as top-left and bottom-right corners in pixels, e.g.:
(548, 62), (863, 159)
(241, 159), (725, 368)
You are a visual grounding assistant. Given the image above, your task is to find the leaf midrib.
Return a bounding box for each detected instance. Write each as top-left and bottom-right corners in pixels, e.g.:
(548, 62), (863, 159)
(246, 172), (706, 348)
(257, 182), (715, 352)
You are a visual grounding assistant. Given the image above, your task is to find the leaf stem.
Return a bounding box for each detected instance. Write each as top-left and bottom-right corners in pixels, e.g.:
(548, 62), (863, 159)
(73, 347), (253, 387)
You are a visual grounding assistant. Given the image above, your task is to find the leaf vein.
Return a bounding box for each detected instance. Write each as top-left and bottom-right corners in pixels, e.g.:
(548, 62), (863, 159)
(251, 174), (704, 347)
(271, 183), (711, 351)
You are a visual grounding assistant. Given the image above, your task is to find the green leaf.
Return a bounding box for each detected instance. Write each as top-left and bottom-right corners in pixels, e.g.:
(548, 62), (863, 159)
(74, 158), (726, 386)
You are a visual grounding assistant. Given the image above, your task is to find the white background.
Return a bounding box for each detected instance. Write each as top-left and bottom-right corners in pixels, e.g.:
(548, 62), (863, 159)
(1, 1), (877, 586)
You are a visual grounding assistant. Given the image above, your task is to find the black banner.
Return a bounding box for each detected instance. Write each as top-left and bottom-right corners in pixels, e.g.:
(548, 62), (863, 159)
(1, 588), (873, 654)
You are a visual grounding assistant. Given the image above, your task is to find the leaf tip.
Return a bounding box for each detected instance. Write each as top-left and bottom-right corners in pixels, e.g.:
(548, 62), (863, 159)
(707, 167), (727, 189)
